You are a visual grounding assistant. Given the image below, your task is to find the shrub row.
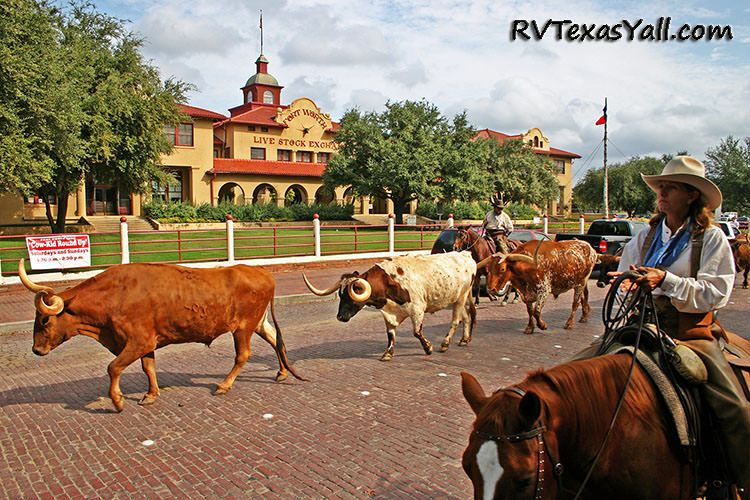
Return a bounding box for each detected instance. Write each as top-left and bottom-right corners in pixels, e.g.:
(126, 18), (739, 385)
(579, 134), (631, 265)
(143, 201), (354, 222)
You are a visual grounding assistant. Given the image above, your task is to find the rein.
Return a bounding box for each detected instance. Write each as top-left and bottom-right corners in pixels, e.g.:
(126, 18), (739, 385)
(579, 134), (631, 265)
(455, 229), (483, 253)
(475, 387), (565, 500)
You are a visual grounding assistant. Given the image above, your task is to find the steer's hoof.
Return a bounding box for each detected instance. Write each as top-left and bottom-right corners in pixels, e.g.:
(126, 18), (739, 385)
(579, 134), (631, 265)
(112, 397), (125, 413)
(213, 385), (231, 396)
(500, 301), (507, 307)
(275, 371), (288, 383)
(512, 298), (519, 304)
(524, 328), (535, 335)
(564, 321), (573, 330)
(439, 342), (450, 353)
(380, 352), (394, 362)
(459, 338), (470, 347)
(423, 343), (433, 355)
(138, 394), (158, 406)
(579, 317), (589, 324)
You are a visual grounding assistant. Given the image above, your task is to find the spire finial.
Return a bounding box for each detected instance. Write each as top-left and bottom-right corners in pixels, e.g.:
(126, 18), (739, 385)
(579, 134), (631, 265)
(259, 10), (264, 54)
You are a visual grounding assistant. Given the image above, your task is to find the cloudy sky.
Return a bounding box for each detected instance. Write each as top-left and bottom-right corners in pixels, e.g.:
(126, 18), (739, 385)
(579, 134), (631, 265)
(91, 0), (749, 185)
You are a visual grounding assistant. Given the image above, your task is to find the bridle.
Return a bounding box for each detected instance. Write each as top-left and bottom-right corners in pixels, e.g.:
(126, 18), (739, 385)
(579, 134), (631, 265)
(473, 387), (565, 500)
(455, 229), (483, 253)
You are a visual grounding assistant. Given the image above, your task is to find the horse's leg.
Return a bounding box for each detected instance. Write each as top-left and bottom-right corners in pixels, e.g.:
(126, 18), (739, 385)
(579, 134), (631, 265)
(512, 288), (520, 304)
(138, 351), (160, 406)
(743, 266), (748, 289)
(410, 311), (433, 355)
(473, 275), (480, 305)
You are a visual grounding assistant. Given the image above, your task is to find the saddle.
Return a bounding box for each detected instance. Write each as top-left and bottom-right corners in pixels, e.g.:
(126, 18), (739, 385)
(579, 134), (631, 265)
(601, 321), (750, 494)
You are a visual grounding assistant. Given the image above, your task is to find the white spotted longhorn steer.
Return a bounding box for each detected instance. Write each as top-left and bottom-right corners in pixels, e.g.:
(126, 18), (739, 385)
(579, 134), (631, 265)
(303, 252), (478, 360)
(483, 240), (598, 335)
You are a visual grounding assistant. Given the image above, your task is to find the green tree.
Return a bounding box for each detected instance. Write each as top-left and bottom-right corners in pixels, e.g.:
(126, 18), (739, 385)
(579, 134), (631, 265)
(0, 1), (190, 232)
(608, 156), (662, 216)
(323, 100), (484, 223)
(573, 168), (604, 212)
(482, 138), (558, 207)
(705, 136), (750, 214)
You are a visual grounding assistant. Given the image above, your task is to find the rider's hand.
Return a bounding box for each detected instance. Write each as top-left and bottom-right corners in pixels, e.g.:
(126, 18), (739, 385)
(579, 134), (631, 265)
(634, 266), (667, 290)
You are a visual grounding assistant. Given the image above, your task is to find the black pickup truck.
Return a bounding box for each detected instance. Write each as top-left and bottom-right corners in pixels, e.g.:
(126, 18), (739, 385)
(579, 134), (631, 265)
(554, 219), (648, 255)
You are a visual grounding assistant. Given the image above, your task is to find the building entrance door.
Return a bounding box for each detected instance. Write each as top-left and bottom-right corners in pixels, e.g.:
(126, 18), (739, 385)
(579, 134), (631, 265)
(94, 186), (118, 215)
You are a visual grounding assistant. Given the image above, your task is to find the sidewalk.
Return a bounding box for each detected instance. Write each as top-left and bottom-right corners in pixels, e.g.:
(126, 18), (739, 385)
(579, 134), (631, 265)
(0, 257), (387, 329)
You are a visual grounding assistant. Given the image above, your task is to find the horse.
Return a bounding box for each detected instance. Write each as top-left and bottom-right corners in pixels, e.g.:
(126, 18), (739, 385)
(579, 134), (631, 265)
(462, 358), (696, 500)
(453, 227), (520, 306)
(732, 234), (749, 289)
(460, 333), (750, 500)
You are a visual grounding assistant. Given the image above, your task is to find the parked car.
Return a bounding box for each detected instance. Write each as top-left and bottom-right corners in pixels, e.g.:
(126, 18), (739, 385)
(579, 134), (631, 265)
(736, 216), (748, 230)
(554, 219), (648, 255)
(718, 221), (741, 244)
(508, 229), (551, 243)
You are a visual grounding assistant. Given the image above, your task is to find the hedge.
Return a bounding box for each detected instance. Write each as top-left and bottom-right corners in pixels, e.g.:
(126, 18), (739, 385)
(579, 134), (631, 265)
(143, 201), (354, 222)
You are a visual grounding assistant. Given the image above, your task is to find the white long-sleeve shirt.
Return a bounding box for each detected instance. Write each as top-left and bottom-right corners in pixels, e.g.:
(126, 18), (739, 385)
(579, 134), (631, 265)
(482, 210), (513, 233)
(617, 220), (736, 314)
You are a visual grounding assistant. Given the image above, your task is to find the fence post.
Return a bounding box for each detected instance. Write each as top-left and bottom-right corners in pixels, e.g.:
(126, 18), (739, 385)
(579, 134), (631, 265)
(226, 214), (235, 263)
(313, 213), (321, 257)
(448, 213), (454, 228)
(120, 217), (130, 264)
(388, 214), (395, 254)
(579, 213), (585, 234)
(543, 213), (549, 235)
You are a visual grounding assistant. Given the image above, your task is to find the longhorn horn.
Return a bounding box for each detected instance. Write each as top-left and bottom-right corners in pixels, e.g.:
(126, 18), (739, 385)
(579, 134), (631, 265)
(476, 252), (505, 270)
(34, 291), (64, 316)
(506, 254), (535, 264)
(348, 278), (372, 303)
(18, 258), (55, 294)
(302, 273), (342, 296)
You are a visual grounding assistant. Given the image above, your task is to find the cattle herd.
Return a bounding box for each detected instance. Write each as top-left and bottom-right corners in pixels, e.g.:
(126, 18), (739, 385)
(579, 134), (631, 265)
(14, 234), (750, 496)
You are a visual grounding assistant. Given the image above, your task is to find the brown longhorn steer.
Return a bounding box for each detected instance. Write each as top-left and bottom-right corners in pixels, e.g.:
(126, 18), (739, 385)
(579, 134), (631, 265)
(18, 260), (304, 412)
(732, 234), (750, 289)
(482, 240), (598, 334)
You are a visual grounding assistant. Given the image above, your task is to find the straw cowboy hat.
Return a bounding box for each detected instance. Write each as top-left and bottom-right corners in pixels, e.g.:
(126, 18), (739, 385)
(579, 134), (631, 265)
(490, 194), (505, 208)
(641, 155), (722, 210)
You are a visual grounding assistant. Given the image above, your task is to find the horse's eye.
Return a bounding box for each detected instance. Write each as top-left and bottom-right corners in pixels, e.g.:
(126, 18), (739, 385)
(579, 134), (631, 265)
(40, 316), (50, 326)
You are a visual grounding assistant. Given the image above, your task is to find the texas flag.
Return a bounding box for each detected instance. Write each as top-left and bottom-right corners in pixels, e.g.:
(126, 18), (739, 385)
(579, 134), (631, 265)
(595, 99), (607, 126)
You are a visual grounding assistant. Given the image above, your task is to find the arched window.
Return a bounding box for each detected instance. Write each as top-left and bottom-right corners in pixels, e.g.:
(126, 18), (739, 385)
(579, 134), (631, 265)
(315, 186), (334, 205)
(263, 91), (274, 104)
(218, 183), (246, 205)
(284, 185), (308, 206)
(534, 136), (539, 147)
(252, 183), (277, 205)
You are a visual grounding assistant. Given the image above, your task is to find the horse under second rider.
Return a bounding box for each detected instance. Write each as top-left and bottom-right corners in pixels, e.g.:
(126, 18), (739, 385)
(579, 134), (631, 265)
(480, 195), (513, 254)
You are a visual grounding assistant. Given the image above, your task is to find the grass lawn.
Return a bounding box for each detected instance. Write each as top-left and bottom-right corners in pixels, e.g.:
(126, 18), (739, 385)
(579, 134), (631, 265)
(0, 226), (440, 275)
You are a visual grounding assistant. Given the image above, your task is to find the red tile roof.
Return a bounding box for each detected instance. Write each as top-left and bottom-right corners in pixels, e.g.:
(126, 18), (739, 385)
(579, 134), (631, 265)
(215, 106), (284, 128)
(474, 128), (580, 159)
(178, 103), (226, 121)
(212, 158), (326, 177)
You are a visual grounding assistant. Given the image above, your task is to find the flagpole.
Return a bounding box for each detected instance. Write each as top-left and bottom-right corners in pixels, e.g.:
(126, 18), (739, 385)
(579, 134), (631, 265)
(260, 10), (264, 54)
(602, 97), (609, 219)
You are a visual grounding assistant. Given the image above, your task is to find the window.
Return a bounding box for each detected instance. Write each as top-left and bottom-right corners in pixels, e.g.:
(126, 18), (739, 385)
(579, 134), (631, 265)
(559, 186), (565, 206)
(260, 126), (268, 132)
(540, 141), (544, 147)
(251, 147), (266, 160)
(248, 125), (256, 132)
(163, 123), (194, 146)
(277, 149), (292, 161)
(554, 160), (565, 174)
(263, 91), (274, 104)
(534, 137), (539, 147)
(247, 91), (254, 103)
(317, 152), (330, 164)
(152, 171), (183, 203)
(296, 151), (313, 163)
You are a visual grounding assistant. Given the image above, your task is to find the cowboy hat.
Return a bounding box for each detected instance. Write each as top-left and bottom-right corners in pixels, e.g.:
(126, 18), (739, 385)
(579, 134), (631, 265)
(489, 194), (505, 208)
(641, 155), (722, 210)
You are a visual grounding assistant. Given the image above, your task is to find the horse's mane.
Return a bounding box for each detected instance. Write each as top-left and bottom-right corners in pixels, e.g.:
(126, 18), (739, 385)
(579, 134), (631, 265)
(478, 354), (660, 438)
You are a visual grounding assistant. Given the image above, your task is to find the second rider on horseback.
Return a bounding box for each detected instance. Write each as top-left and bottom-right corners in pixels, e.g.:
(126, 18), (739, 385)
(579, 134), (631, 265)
(480, 194), (514, 253)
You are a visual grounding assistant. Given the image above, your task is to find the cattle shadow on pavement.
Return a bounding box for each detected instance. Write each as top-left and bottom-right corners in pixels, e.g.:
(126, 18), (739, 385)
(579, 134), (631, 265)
(0, 370), (278, 414)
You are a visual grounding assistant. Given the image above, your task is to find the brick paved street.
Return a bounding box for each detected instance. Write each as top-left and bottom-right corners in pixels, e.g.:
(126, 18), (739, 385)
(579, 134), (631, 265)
(0, 264), (748, 499)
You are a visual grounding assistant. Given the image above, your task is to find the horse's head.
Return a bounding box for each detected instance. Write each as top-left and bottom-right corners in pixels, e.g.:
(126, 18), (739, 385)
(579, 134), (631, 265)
(453, 228), (474, 251)
(460, 372), (557, 500)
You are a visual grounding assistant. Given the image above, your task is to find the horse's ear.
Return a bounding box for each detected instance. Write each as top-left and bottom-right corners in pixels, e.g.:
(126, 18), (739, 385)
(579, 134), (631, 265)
(461, 372), (488, 415)
(518, 391), (542, 427)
